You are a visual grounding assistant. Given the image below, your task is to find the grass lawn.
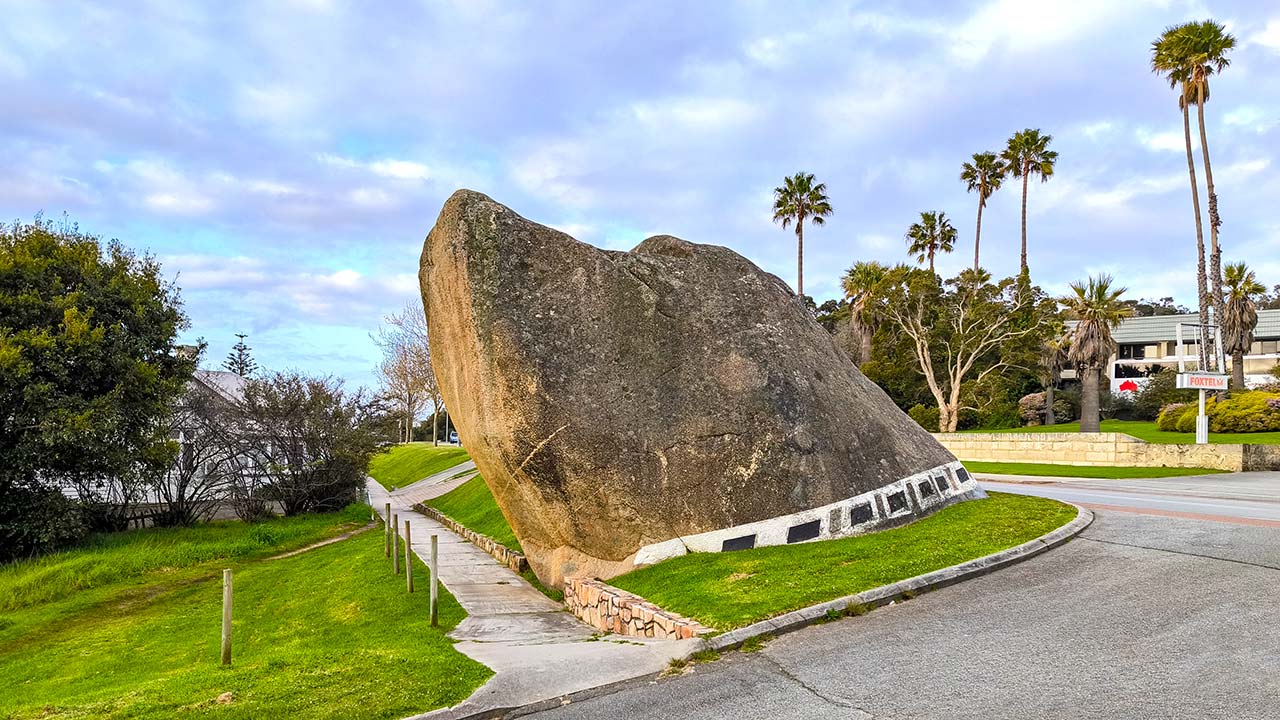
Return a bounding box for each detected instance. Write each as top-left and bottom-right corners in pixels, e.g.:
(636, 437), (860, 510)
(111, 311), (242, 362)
(368, 443), (471, 490)
(963, 461), (1225, 479)
(960, 419), (1280, 445)
(425, 475), (521, 552)
(609, 492), (1077, 631)
(0, 506), (490, 719)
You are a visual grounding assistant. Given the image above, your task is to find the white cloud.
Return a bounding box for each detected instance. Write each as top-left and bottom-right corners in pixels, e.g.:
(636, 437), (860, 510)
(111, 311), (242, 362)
(349, 187), (395, 208)
(1136, 128), (1194, 153)
(630, 97), (757, 132)
(1223, 105), (1280, 133)
(949, 0), (1157, 64)
(318, 153), (430, 181)
(144, 191), (214, 215)
(1248, 19), (1280, 52)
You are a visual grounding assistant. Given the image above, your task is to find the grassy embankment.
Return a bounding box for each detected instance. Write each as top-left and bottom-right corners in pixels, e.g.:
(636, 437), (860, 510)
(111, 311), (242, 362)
(368, 443), (471, 490)
(424, 475), (522, 552)
(608, 492), (1077, 630)
(961, 419), (1280, 445)
(963, 461), (1224, 479)
(0, 506), (490, 719)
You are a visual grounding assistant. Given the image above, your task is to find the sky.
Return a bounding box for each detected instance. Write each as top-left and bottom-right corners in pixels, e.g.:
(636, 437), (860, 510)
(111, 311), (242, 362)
(3, 0), (1279, 388)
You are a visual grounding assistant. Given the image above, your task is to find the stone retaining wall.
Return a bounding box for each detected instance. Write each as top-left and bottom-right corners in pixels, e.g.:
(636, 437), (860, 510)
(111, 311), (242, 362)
(933, 432), (1280, 472)
(564, 577), (713, 640)
(415, 503), (529, 574)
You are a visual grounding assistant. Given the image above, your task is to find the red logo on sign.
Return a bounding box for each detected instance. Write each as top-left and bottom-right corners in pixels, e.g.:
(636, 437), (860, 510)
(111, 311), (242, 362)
(1118, 380), (1139, 393)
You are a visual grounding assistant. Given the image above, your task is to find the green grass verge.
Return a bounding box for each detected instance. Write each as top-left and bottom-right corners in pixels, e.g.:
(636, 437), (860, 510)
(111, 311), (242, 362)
(608, 492), (1076, 630)
(963, 461), (1225, 479)
(425, 475), (521, 552)
(0, 509), (490, 719)
(960, 419), (1280, 445)
(368, 443), (471, 490)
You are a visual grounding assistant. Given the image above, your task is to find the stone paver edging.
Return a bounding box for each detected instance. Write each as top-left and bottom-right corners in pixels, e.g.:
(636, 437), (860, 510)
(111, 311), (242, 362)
(415, 502), (530, 574)
(446, 504), (1093, 720)
(564, 577), (714, 639)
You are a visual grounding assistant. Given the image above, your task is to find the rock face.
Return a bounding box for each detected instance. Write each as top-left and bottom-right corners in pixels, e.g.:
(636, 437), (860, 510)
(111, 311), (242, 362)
(420, 190), (967, 586)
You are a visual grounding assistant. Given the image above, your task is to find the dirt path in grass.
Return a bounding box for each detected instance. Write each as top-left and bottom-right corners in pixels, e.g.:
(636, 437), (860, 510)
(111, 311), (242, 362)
(268, 521), (377, 560)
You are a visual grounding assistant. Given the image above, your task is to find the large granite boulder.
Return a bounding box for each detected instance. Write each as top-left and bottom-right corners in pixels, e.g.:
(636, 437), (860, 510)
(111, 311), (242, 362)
(420, 190), (978, 586)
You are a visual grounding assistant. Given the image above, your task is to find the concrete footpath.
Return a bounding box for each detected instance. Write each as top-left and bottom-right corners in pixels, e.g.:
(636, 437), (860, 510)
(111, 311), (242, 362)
(366, 473), (698, 720)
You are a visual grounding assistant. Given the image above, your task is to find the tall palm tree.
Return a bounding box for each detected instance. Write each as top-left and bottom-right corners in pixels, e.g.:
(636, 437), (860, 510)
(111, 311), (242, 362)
(1063, 275), (1131, 433)
(1152, 24), (1212, 369)
(1001, 129), (1058, 274)
(841, 260), (889, 365)
(1179, 20), (1236, 362)
(1222, 262), (1265, 390)
(960, 151), (1006, 272)
(904, 211), (957, 274)
(772, 172), (833, 298)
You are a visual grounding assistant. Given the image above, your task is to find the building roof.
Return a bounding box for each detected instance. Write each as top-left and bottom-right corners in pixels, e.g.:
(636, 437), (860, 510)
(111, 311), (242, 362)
(193, 369), (249, 404)
(1110, 309), (1280, 344)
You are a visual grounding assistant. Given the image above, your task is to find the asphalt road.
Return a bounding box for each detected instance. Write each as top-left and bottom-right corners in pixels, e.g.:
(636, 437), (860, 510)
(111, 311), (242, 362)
(527, 478), (1280, 720)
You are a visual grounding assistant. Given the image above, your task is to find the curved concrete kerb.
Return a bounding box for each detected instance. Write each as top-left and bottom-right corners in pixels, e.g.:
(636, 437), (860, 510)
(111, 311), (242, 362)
(700, 503), (1094, 652)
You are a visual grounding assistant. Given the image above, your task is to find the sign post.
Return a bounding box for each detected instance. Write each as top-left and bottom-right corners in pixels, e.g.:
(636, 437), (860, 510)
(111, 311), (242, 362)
(1175, 322), (1227, 445)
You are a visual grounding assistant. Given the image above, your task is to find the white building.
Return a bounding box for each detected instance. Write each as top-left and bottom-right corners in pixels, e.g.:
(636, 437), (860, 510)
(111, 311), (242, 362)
(1100, 309), (1280, 392)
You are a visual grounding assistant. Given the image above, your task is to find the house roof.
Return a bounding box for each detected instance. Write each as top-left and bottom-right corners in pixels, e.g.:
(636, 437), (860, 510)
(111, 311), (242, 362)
(192, 369), (249, 404)
(1110, 309), (1280, 344)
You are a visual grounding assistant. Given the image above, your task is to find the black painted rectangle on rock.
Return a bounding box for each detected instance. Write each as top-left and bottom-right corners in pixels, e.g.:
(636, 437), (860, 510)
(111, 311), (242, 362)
(956, 467), (972, 484)
(917, 481), (936, 499)
(721, 534), (757, 552)
(933, 474), (950, 494)
(850, 502), (874, 526)
(786, 519), (821, 543)
(886, 491), (909, 514)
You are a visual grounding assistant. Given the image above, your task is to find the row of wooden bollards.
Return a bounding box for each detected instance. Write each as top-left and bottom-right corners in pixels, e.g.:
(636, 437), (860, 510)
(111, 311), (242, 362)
(217, 501), (442, 667)
(384, 502), (439, 626)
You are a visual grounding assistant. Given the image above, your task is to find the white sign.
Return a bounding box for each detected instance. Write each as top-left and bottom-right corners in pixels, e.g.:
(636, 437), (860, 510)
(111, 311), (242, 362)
(1176, 373), (1229, 390)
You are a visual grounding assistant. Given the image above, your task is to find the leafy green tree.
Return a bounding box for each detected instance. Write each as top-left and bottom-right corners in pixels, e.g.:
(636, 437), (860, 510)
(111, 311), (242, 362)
(1, 217), (196, 557)
(1038, 331), (1070, 426)
(904, 211), (957, 274)
(840, 260), (890, 365)
(223, 333), (258, 376)
(1222, 262), (1265, 390)
(1001, 129), (1058, 274)
(1063, 274), (1131, 433)
(237, 372), (393, 515)
(960, 151), (1006, 271)
(772, 172), (833, 298)
(876, 266), (1055, 432)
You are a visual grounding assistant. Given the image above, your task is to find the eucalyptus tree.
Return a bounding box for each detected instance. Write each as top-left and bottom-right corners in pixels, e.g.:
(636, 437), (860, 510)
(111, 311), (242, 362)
(1063, 275), (1131, 433)
(1001, 129), (1058, 274)
(1222, 262), (1265, 390)
(841, 260), (890, 365)
(904, 211), (957, 274)
(960, 151), (1006, 271)
(772, 172), (833, 298)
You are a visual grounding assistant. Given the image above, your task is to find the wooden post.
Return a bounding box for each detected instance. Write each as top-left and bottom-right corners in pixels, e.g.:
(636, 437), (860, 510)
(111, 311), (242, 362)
(392, 513), (400, 574)
(221, 568), (233, 666)
(430, 534), (439, 626)
(404, 520), (414, 593)
(384, 502), (391, 557)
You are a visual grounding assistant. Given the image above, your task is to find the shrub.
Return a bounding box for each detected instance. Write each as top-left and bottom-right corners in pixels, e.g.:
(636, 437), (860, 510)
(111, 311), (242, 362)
(1133, 368), (1196, 420)
(1209, 392), (1280, 433)
(908, 404), (940, 432)
(1157, 403), (1188, 431)
(0, 486), (89, 563)
(1174, 406), (1199, 433)
(978, 401), (1022, 430)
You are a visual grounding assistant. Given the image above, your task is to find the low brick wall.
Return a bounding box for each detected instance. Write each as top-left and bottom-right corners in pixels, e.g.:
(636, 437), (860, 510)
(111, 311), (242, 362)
(931, 432), (1278, 472)
(564, 577), (713, 640)
(415, 503), (529, 574)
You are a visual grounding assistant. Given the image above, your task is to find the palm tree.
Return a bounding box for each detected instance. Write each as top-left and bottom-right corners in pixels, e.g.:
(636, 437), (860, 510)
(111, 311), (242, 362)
(1038, 333), (1070, 426)
(841, 260), (889, 365)
(1063, 275), (1131, 433)
(960, 152), (1006, 272)
(904, 211), (956, 274)
(772, 172), (833, 298)
(1151, 25), (1212, 369)
(1222, 262), (1265, 390)
(1179, 20), (1236, 363)
(1001, 129), (1057, 274)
